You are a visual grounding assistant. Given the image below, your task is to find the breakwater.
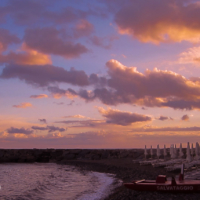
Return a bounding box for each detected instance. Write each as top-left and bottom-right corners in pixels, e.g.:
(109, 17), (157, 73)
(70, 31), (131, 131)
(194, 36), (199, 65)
(0, 149), (145, 163)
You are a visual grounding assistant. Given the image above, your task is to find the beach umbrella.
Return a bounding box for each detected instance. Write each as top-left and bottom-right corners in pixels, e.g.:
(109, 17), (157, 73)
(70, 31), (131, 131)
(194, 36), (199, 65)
(144, 145), (147, 159)
(195, 142), (199, 160)
(150, 145), (153, 158)
(191, 143), (194, 157)
(179, 143), (184, 158)
(170, 144), (175, 159)
(170, 144), (173, 155)
(198, 142), (200, 155)
(174, 144), (177, 158)
(157, 144), (160, 159)
(186, 142), (192, 162)
(163, 144), (167, 158)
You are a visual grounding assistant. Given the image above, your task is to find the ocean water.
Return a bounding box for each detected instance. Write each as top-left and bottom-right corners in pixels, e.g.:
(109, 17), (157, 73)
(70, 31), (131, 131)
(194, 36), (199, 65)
(0, 163), (117, 200)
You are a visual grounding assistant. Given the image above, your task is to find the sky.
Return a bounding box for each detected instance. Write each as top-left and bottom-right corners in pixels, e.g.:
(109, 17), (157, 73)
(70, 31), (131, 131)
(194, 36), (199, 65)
(1, 0), (200, 149)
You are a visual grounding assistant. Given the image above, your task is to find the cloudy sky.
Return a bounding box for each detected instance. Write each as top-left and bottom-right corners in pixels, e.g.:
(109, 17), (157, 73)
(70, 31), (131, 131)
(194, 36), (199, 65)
(1, 0), (200, 149)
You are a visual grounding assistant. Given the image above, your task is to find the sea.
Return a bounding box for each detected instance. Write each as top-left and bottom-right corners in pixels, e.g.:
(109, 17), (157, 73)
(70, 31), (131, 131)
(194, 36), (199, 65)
(0, 163), (119, 200)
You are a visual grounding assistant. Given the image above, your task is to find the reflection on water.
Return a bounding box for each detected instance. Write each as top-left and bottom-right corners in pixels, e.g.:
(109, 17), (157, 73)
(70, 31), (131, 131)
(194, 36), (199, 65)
(0, 163), (115, 200)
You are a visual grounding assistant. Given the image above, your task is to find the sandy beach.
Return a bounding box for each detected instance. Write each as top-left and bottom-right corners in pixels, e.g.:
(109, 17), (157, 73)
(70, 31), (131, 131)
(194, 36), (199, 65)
(64, 158), (200, 200)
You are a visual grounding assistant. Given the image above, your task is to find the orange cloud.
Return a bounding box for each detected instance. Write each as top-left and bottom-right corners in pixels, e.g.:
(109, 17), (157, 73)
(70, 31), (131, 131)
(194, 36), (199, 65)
(181, 114), (189, 121)
(13, 102), (32, 108)
(0, 44), (52, 65)
(63, 115), (89, 119)
(74, 19), (94, 38)
(30, 94), (48, 99)
(179, 46), (200, 65)
(79, 59), (200, 109)
(115, 0), (200, 44)
(48, 86), (77, 99)
(105, 59), (200, 101)
(52, 92), (76, 99)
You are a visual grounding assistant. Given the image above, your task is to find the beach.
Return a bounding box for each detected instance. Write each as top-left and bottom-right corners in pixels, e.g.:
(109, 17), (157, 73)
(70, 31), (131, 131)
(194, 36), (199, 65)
(64, 158), (200, 200)
(1, 149), (200, 199)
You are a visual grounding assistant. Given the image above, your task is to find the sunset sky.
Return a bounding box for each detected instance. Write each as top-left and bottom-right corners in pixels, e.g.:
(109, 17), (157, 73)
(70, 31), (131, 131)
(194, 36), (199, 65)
(1, 0), (200, 149)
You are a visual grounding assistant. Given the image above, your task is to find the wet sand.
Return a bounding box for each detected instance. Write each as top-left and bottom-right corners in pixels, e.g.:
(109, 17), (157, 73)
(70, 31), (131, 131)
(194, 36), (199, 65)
(64, 158), (200, 200)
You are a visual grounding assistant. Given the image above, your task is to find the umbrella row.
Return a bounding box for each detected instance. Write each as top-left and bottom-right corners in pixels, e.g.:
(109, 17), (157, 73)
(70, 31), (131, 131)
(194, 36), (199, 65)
(144, 142), (200, 161)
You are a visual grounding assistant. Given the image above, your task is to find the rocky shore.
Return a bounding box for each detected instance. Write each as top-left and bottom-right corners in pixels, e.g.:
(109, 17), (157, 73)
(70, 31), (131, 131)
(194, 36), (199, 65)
(0, 148), (144, 163)
(0, 149), (199, 199)
(64, 159), (200, 200)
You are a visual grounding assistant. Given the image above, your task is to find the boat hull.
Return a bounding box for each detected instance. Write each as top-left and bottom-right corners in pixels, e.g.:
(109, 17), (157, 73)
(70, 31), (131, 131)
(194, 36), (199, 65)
(124, 180), (200, 193)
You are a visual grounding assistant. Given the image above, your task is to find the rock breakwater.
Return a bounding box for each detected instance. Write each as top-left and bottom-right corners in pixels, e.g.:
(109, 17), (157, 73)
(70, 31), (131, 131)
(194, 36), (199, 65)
(0, 149), (144, 163)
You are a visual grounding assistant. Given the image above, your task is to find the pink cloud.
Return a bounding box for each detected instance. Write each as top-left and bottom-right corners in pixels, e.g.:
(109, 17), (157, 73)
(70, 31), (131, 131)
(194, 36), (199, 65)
(179, 46), (200, 65)
(73, 19), (94, 38)
(2, 130), (200, 149)
(98, 107), (151, 126)
(63, 115), (89, 119)
(4, 58), (200, 110)
(30, 94), (48, 99)
(132, 126), (200, 132)
(13, 102), (32, 108)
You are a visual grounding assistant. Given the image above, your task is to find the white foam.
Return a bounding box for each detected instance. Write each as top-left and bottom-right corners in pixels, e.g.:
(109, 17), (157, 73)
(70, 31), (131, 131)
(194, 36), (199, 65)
(77, 171), (121, 200)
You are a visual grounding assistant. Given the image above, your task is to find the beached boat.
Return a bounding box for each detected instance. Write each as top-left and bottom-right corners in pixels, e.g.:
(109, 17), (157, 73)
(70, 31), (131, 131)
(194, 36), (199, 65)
(124, 164), (200, 192)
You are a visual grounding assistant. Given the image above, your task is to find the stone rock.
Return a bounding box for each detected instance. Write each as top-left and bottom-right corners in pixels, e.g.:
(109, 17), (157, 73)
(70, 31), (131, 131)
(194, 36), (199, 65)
(64, 154), (75, 160)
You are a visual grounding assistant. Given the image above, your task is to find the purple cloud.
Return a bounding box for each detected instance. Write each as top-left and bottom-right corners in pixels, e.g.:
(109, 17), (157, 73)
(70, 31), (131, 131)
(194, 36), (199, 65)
(181, 114), (189, 121)
(31, 125), (66, 132)
(162, 99), (200, 110)
(48, 86), (77, 98)
(79, 60), (200, 109)
(114, 0), (200, 43)
(73, 19), (94, 38)
(7, 127), (33, 135)
(0, 28), (20, 51)
(56, 119), (103, 128)
(39, 119), (47, 123)
(1, 64), (89, 87)
(158, 116), (173, 121)
(90, 35), (118, 49)
(24, 27), (88, 58)
(0, 1), (89, 25)
(98, 107), (151, 126)
(132, 126), (200, 132)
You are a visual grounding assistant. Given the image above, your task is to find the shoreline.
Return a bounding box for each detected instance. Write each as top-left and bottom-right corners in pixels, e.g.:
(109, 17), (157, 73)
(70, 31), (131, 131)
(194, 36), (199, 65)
(61, 158), (200, 200)
(1, 149), (200, 199)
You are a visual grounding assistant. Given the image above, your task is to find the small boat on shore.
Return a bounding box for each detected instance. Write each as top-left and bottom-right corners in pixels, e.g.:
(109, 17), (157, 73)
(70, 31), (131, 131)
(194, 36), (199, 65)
(124, 164), (200, 193)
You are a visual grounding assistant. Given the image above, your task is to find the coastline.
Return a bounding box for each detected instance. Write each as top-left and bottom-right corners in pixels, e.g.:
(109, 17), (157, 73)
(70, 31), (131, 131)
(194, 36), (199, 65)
(1, 149), (200, 199)
(62, 158), (200, 200)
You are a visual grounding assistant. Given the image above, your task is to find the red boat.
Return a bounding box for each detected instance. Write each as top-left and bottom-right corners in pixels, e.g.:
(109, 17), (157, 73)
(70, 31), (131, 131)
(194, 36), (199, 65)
(124, 164), (200, 192)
